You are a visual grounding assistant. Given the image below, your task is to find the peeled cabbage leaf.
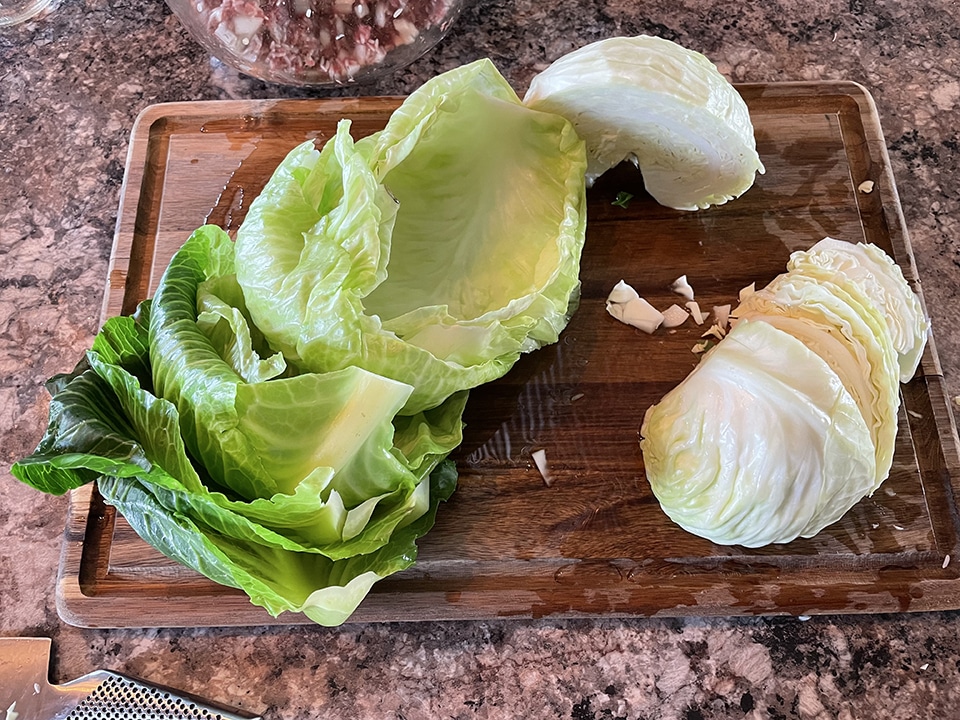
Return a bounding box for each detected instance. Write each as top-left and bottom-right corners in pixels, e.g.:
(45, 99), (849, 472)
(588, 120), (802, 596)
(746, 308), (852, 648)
(152, 226), (446, 508)
(640, 320), (876, 547)
(787, 238), (929, 381)
(236, 59), (587, 414)
(12, 226), (465, 625)
(96, 462), (457, 627)
(734, 270), (900, 489)
(523, 35), (765, 210)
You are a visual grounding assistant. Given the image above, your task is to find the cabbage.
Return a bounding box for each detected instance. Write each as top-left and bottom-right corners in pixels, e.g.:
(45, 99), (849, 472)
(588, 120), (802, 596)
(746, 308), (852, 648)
(12, 59), (590, 624)
(641, 239), (928, 547)
(12, 226), (466, 625)
(523, 35), (765, 210)
(236, 59), (587, 414)
(787, 238), (930, 381)
(640, 320), (876, 547)
(734, 271), (900, 489)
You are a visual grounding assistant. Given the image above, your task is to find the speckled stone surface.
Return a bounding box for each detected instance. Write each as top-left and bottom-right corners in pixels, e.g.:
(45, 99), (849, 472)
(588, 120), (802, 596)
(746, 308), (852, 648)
(3, 0), (960, 718)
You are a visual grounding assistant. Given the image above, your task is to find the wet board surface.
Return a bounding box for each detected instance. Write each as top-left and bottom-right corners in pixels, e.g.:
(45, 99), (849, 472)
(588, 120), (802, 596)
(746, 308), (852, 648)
(57, 83), (960, 628)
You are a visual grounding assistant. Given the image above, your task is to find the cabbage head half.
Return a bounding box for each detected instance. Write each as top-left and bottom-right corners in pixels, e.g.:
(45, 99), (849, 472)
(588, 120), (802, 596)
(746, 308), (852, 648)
(523, 35), (765, 210)
(235, 59), (588, 414)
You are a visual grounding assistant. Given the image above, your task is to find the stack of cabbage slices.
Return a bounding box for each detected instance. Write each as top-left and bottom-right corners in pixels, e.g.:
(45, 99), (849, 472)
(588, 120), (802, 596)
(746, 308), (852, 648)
(11, 35), (925, 624)
(641, 239), (929, 547)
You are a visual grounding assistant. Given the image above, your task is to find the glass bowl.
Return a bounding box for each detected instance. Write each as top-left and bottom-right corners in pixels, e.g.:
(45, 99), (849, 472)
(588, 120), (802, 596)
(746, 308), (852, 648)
(166, 0), (469, 87)
(0, 0), (58, 26)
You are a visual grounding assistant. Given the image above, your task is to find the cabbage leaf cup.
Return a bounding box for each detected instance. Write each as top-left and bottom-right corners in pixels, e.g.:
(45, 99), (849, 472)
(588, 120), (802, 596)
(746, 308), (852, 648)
(12, 59), (589, 625)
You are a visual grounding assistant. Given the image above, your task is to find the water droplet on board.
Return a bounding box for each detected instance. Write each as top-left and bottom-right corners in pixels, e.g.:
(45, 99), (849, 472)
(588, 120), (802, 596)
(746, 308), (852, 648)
(205, 175), (247, 235)
(203, 141), (281, 235)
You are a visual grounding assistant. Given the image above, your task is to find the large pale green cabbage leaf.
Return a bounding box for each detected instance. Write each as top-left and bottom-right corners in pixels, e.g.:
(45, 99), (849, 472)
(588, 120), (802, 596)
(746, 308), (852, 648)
(523, 35), (765, 210)
(642, 239), (928, 547)
(640, 320), (876, 547)
(236, 59), (587, 414)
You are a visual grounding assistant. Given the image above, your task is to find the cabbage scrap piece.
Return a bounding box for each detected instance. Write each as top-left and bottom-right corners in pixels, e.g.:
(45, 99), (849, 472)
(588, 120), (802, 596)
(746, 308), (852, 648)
(787, 238), (930, 381)
(734, 271), (900, 490)
(640, 320), (876, 547)
(236, 59), (588, 414)
(523, 35), (765, 210)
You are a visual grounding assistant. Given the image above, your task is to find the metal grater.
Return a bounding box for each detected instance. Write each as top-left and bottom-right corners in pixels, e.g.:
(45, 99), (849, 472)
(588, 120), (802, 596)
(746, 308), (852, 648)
(0, 637), (261, 720)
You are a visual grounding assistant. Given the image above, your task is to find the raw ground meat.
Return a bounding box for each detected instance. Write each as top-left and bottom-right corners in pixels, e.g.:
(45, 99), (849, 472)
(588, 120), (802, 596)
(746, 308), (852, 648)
(197, 0), (457, 83)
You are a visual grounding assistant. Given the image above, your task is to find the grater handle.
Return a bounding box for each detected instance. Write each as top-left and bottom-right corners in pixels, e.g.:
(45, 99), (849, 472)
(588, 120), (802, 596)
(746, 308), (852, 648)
(0, 637), (81, 720)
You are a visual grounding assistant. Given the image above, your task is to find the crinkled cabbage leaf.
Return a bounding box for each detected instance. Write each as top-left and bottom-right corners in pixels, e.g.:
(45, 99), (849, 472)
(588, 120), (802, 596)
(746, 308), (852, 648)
(12, 226), (465, 625)
(235, 59), (588, 414)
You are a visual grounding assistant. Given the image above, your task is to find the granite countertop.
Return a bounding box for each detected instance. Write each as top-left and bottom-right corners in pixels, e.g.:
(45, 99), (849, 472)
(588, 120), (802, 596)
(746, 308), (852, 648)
(3, 0), (960, 718)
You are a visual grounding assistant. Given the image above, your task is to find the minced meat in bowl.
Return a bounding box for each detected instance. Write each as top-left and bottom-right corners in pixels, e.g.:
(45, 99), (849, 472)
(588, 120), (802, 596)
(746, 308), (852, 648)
(166, 0), (467, 86)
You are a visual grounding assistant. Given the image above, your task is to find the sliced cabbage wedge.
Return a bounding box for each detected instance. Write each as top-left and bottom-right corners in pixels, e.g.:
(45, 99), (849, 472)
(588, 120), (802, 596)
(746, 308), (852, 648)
(787, 238), (929, 381)
(640, 320), (876, 547)
(642, 239), (928, 547)
(236, 59), (588, 414)
(734, 271), (900, 489)
(523, 35), (765, 209)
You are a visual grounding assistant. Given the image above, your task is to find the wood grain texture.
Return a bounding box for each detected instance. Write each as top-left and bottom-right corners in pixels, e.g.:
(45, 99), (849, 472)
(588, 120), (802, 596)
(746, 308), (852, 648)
(58, 83), (960, 628)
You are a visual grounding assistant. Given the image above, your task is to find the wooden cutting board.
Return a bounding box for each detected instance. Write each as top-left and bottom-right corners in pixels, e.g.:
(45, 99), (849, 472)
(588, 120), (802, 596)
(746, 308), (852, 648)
(57, 83), (960, 628)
